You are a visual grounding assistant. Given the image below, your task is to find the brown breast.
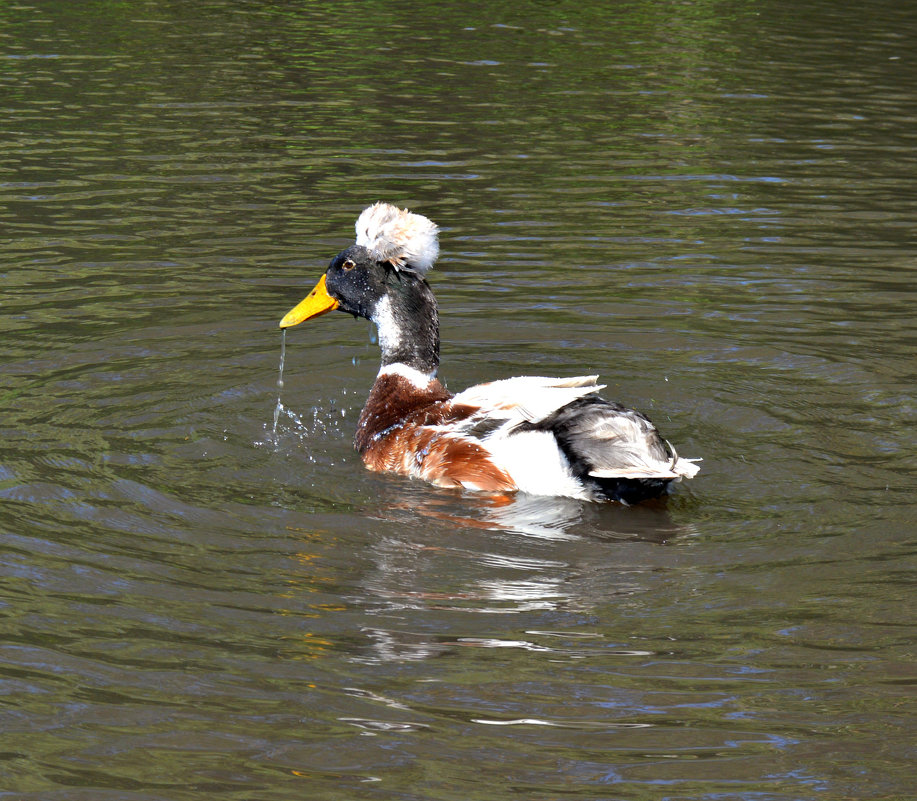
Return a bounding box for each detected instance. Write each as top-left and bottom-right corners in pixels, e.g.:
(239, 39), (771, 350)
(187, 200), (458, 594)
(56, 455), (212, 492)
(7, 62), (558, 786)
(354, 373), (516, 492)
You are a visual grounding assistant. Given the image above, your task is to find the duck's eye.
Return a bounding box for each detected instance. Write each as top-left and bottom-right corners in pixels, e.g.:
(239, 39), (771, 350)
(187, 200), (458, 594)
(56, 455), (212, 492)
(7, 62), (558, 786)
(342, 259), (356, 272)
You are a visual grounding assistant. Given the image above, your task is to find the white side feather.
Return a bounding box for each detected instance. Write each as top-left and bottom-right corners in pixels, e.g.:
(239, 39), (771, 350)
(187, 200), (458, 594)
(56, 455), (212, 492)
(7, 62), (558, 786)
(355, 202), (439, 274)
(446, 376), (606, 499)
(449, 375), (701, 487)
(452, 376), (604, 424)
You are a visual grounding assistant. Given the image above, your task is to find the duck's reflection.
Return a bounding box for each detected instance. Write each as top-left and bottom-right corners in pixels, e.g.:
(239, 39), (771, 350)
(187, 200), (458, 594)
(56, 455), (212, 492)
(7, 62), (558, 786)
(371, 483), (693, 543)
(346, 487), (698, 664)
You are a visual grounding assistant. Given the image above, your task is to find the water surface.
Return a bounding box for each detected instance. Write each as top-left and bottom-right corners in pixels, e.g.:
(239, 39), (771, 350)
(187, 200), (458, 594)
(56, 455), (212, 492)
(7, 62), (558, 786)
(1, 2), (914, 799)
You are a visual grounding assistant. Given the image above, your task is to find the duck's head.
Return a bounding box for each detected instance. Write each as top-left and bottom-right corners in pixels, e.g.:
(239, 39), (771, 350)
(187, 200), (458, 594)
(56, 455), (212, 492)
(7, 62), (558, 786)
(279, 203), (442, 374)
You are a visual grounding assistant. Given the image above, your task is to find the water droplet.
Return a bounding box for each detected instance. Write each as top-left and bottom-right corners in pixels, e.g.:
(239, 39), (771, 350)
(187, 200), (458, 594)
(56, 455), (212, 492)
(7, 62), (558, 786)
(272, 330), (287, 438)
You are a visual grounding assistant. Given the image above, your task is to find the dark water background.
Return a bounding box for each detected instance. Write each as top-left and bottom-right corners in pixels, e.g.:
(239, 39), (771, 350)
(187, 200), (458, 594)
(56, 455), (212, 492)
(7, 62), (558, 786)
(2, 2), (915, 799)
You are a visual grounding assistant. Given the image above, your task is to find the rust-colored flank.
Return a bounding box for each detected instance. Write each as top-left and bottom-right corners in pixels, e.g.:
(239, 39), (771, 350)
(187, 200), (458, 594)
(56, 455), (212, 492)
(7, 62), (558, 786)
(355, 373), (516, 492)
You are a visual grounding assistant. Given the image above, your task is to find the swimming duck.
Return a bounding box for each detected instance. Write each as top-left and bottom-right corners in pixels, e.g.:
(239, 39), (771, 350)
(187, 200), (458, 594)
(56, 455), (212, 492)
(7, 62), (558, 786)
(280, 202), (699, 503)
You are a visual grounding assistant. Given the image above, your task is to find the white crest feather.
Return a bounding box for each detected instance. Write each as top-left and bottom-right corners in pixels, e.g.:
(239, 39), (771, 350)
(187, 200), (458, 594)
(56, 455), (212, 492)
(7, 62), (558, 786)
(354, 202), (439, 274)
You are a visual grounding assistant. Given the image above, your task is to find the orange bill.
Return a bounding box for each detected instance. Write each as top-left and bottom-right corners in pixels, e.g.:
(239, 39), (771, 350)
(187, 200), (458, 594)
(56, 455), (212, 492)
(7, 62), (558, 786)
(279, 274), (339, 328)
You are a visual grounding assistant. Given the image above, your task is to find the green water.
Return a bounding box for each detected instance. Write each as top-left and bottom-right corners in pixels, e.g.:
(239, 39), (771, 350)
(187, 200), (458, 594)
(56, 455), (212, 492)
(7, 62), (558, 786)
(1, 1), (914, 799)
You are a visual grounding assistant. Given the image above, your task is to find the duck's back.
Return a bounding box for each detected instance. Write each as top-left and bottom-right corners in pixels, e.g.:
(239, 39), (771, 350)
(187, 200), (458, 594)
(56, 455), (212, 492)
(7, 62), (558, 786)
(355, 373), (698, 502)
(453, 376), (698, 502)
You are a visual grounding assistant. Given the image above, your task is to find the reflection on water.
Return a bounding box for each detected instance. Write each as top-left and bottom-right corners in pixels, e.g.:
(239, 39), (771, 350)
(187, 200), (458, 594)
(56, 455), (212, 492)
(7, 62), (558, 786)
(1, 0), (915, 799)
(373, 485), (695, 543)
(386, 492), (588, 541)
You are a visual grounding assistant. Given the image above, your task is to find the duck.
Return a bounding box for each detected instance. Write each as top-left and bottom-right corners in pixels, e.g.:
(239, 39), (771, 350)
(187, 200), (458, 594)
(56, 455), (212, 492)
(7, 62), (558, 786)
(279, 202), (699, 503)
